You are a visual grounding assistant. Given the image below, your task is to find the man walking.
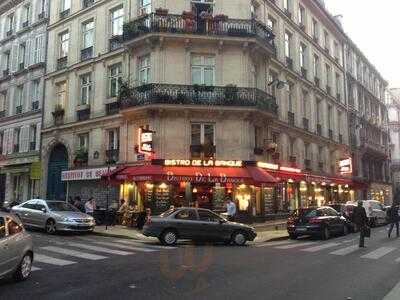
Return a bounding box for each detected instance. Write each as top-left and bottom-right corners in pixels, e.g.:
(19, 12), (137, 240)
(226, 198), (237, 222)
(388, 203), (399, 238)
(353, 200), (368, 248)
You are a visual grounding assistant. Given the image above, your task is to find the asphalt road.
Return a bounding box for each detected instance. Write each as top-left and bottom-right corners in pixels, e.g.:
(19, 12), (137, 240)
(2, 227), (400, 300)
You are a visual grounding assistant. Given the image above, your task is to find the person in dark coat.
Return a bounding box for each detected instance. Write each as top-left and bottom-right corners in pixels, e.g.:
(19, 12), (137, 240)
(388, 204), (399, 238)
(73, 196), (85, 213)
(353, 201), (368, 247)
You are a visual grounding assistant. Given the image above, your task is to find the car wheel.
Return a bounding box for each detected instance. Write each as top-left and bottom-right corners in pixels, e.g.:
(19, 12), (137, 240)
(231, 231), (247, 246)
(342, 224), (349, 236)
(289, 233), (298, 240)
(160, 229), (178, 246)
(45, 219), (56, 234)
(322, 227), (330, 240)
(13, 252), (33, 282)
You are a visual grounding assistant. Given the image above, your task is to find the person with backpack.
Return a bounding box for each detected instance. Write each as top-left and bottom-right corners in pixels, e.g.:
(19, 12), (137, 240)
(387, 203), (399, 238)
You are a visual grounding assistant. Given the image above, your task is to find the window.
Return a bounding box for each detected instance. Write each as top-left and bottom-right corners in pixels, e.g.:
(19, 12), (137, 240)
(267, 16), (276, 32)
(82, 20), (94, 49)
(22, 201), (36, 209)
(305, 143), (310, 160)
(312, 19), (318, 39)
(109, 63), (122, 98)
(318, 146), (323, 163)
(287, 82), (293, 112)
(39, 0), (46, 14)
(15, 85), (23, 112)
(56, 81), (67, 107)
(0, 217), (5, 238)
(33, 35), (43, 64)
(335, 73), (341, 96)
(79, 73), (92, 105)
(325, 64), (331, 86)
(4, 51), (10, 71)
(18, 43), (26, 68)
(138, 55), (151, 85)
(334, 41), (339, 60)
(6, 14), (14, 33)
(110, 6), (124, 36)
(267, 70), (278, 97)
(0, 131), (3, 153)
(139, 0), (151, 16)
(78, 133), (89, 151)
(61, 0), (71, 12)
(328, 105), (332, 130)
(313, 55), (319, 77)
(107, 128), (119, 150)
(316, 99), (321, 124)
(289, 138), (295, 157)
(283, 0), (290, 12)
(191, 123), (215, 159)
(302, 91), (308, 118)
(32, 80), (40, 104)
(6, 217), (22, 235)
(22, 4), (30, 25)
(198, 210), (222, 222)
(59, 31), (69, 58)
(191, 54), (215, 86)
(13, 128), (20, 152)
(255, 126), (262, 148)
(299, 43), (306, 68)
(0, 92), (6, 112)
(175, 209), (197, 220)
(284, 31), (291, 58)
(324, 30), (329, 50)
(29, 125), (36, 151)
(338, 111), (342, 135)
(298, 5), (305, 25)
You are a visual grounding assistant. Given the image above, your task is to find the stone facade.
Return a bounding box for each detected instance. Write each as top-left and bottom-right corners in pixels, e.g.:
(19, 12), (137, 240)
(388, 88), (400, 195)
(0, 0), (48, 207)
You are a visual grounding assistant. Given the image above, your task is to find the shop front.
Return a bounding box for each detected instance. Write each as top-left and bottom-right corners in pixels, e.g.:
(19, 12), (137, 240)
(110, 159), (277, 222)
(368, 183), (393, 204)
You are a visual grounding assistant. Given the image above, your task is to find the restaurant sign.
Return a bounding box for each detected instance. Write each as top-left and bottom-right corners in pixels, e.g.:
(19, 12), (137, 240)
(165, 171), (245, 184)
(164, 159), (243, 167)
(138, 127), (154, 155)
(339, 158), (352, 175)
(61, 167), (116, 181)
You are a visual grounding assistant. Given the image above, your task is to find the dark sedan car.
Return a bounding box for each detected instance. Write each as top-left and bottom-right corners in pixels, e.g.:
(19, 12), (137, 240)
(328, 203), (356, 232)
(142, 207), (257, 246)
(287, 206), (349, 240)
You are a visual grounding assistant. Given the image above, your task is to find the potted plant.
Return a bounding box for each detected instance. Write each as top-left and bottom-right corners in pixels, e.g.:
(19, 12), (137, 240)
(155, 7), (168, 16)
(74, 148), (88, 166)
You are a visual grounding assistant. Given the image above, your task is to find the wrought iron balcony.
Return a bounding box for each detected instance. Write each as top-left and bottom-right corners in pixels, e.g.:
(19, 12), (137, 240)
(105, 102), (120, 115)
(123, 13), (275, 52)
(32, 101), (39, 111)
(109, 36), (123, 51)
(77, 107), (91, 121)
(119, 83), (278, 114)
(81, 46), (93, 61)
(30, 141), (36, 151)
(83, 0), (94, 9)
(60, 9), (70, 19)
(57, 56), (68, 70)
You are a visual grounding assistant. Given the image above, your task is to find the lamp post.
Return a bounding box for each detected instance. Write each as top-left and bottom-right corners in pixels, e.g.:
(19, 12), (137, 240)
(105, 149), (118, 230)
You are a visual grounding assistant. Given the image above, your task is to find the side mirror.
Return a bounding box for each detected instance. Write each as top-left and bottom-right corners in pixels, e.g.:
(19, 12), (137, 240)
(41, 208), (47, 213)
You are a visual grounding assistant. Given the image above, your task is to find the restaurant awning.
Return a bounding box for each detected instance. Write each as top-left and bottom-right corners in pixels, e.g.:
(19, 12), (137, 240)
(110, 164), (277, 185)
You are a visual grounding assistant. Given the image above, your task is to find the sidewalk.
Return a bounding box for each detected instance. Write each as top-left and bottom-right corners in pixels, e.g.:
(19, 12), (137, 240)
(93, 219), (288, 243)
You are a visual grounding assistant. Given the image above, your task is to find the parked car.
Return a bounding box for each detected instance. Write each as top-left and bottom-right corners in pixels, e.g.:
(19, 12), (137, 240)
(347, 200), (387, 227)
(11, 199), (95, 234)
(287, 206), (349, 240)
(0, 212), (33, 281)
(142, 207), (257, 246)
(328, 203), (357, 232)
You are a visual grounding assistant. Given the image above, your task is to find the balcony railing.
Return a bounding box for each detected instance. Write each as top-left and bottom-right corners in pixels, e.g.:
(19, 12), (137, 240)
(123, 13), (275, 51)
(119, 83), (278, 114)
(106, 102), (120, 115)
(32, 101), (39, 111)
(109, 36), (123, 51)
(60, 9), (70, 19)
(81, 46), (93, 61)
(83, 0), (94, 9)
(30, 141), (36, 151)
(57, 56), (68, 70)
(77, 107), (91, 121)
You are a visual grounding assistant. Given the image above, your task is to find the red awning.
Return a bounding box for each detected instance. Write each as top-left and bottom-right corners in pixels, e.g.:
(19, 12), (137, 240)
(110, 164), (277, 185)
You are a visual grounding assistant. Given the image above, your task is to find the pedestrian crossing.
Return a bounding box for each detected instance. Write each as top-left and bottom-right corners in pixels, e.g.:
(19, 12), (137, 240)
(256, 236), (400, 263)
(31, 237), (177, 273)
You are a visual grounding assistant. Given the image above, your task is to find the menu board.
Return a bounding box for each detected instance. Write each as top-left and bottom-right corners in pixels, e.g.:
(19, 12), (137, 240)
(263, 187), (275, 214)
(154, 187), (170, 211)
(212, 187), (226, 211)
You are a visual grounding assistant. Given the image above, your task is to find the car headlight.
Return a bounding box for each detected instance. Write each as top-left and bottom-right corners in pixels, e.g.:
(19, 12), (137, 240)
(62, 217), (74, 222)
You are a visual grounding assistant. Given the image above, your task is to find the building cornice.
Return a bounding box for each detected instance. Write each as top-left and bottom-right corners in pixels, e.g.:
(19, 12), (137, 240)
(0, 0), (25, 16)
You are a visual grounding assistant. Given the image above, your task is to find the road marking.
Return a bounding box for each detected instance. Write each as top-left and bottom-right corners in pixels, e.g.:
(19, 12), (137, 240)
(41, 246), (108, 260)
(330, 245), (360, 256)
(90, 241), (157, 252)
(341, 238), (357, 243)
(34, 254), (76, 266)
(67, 242), (134, 256)
(383, 280), (400, 300)
(274, 242), (315, 249)
(112, 239), (177, 250)
(301, 242), (340, 253)
(361, 247), (396, 259)
(31, 266), (41, 272)
(255, 240), (294, 247)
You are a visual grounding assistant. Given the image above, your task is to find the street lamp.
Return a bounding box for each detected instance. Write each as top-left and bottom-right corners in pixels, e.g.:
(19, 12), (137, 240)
(105, 148), (118, 230)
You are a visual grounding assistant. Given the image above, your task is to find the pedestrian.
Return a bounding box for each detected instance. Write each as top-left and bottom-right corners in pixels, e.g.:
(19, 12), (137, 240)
(117, 199), (130, 226)
(136, 207), (148, 230)
(226, 197), (237, 222)
(388, 203), (399, 238)
(85, 197), (96, 216)
(353, 200), (368, 247)
(73, 196), (85, 212)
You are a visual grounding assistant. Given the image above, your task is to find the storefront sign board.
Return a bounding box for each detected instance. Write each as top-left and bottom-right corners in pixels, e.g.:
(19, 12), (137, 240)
(62, 167), (116, 181)
(164, 159), (243, 167)
(339, 158), (352, 175)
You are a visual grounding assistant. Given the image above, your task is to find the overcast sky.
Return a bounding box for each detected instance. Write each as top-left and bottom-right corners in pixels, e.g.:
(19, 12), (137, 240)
(325, 0), (400, 88)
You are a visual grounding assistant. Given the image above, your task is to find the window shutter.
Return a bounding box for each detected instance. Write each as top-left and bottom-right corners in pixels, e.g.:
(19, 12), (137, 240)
(35, 123), (41, 151)
(11, 44), (18, 73)
(25, 38), (31, 67)
(2, 129), (8, 155)
(7, 128), (13, 154)
(22, 126), (30, 153)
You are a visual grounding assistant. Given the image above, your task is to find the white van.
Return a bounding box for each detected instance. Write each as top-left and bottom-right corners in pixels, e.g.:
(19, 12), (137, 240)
(361, 200), (387, 227)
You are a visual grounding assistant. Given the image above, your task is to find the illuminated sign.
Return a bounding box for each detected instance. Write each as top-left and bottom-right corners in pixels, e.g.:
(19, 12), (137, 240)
(138, 127), (154, 155)
(339, 158), (352, 175)
(280, 166), (302, 173)
(61, 167), (116, 181)
(164, 159), (243, 167)
(257, 162), (279, 170)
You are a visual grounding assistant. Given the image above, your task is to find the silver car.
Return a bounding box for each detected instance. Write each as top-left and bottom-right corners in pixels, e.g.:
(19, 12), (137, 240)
(0, 212), (33, 281)
(11, 199), (95, 234)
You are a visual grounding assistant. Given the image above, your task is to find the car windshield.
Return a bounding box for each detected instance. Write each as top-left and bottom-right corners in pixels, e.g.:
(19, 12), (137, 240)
(293, 208), (318, 218)
(159, 208), (177, 217)
(47, 202), (78, 212)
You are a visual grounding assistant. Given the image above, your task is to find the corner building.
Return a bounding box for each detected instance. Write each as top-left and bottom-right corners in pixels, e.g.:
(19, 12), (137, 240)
(0, 0), (47, 207)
